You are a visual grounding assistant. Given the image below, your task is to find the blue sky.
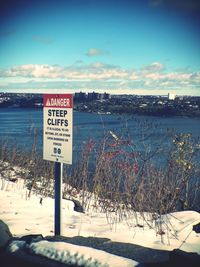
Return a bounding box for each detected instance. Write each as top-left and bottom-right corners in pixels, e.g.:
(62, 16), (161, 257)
(0, 0), (200, 95)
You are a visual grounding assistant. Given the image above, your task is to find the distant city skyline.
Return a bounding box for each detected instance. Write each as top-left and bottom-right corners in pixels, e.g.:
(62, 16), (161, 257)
(0, 0), (200, 95)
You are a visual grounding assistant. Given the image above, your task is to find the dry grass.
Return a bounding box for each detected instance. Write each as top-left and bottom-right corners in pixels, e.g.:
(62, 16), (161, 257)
(0, 120), (200, 235)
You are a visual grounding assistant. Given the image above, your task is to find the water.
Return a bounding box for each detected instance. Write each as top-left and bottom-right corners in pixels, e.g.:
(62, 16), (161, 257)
(0, 108), (200, 154)
(1, 108), (200, 210)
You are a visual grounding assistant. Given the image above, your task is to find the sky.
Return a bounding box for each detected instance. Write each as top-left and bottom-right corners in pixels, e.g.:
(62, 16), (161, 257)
(0, 0), (200, 95)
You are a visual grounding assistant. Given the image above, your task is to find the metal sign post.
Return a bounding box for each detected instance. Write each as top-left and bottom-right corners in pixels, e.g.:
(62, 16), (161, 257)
(43, 94), (73, 236)
(54, 161), (63, 235)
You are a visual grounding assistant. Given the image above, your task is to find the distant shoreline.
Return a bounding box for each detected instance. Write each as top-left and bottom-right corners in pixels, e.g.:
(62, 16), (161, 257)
(1, 93), (200, 118)
(1, 105), (200, 119)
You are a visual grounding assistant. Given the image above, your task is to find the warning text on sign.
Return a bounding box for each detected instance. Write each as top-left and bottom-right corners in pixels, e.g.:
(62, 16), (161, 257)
(43, 94), (73, 164)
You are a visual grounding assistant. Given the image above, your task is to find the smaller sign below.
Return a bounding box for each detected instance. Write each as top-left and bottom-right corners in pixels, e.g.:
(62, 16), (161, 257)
(43, 94), (73, 164)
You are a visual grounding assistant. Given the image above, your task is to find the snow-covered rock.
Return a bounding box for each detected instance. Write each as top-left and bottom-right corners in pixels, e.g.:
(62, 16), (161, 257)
(7, 239), (139, 267)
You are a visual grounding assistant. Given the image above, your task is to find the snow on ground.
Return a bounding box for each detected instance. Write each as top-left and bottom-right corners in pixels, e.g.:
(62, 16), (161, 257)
(0, 176), (200, 266)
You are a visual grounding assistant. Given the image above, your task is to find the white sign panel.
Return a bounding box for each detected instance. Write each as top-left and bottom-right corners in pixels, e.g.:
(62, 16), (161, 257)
(43, 94), (73, 164)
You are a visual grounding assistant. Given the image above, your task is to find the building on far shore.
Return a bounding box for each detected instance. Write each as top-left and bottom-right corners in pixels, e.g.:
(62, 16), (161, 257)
(168, 93), (176, 100)
(74, 91), (111, 101)
(74, 91), (87, 101)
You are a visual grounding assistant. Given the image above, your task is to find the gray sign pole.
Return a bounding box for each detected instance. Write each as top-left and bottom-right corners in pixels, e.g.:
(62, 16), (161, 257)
(54, 161), (63, 236)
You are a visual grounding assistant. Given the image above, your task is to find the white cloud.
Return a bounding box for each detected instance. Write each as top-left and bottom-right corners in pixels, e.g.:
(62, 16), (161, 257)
(144, 72), (162, 80)
(149, 0), (200, 11)
(0, 63), (199, 95)
(1, 64), (127, 81)
(85, 48), (109, 57)
(149, 0), (164, 7)
(142, 62), (165, 72)
(129, 71), (139, 80)
(164, 72), (192, 80)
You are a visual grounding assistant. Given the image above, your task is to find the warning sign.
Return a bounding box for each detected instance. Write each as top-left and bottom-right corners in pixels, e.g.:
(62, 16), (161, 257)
(43, 94), (73, 164)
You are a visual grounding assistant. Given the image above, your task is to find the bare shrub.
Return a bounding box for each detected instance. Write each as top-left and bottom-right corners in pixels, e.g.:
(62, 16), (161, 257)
(1, 119), (200, 236)
(62, 120), (200, 234)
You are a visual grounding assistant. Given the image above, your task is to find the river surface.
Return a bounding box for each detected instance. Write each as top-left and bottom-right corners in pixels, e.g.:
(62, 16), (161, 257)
(0, 108), (200, 159)
(1, 108), (199, 210)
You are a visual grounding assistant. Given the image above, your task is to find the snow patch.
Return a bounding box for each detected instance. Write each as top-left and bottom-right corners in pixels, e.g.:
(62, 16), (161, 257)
(7, 240), (26, 253)
(1, 179), (200, 253)
(6, 239), (138, 267)
(29, 240), (138, 267)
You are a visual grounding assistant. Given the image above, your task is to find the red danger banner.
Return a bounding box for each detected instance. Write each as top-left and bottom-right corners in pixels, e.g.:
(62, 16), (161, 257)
(43, 94), (73, 108)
